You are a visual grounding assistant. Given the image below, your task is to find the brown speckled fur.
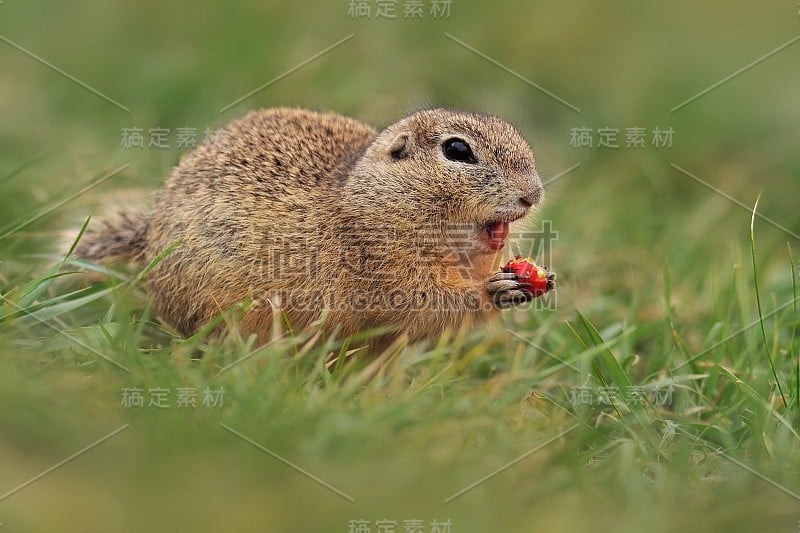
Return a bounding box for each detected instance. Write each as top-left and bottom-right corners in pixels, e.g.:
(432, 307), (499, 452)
(75, 107), (544, 350)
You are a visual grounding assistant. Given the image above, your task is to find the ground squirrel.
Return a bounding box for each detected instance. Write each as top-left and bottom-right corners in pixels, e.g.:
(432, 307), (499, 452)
(76, 107), (552, 350)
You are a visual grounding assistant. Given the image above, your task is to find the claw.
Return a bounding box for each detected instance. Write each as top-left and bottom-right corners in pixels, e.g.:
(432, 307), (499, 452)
(494, 288), (534, 309)
(487, 272), (518, 283)
(487, 279), (521, 294)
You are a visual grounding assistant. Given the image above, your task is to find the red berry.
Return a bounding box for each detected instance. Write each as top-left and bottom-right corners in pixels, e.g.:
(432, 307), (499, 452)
(501, 256), (554, 297)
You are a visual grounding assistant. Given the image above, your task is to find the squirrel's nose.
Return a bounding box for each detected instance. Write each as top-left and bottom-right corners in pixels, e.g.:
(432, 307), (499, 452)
(518, 171), (544, 207)
(518, 191), (542, 208)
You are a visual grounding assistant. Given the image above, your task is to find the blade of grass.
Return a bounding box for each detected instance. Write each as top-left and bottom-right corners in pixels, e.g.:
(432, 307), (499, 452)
(565, 316), (620, 423)
(132, 240), (181, 283)
(62, 216), (91, 265)
(714, 363), (799, 440)
(788, 243), (798, 411)
(15, 286), (115, 324)
(575, 310), (658, 448)
(12, 217), (93, 309)
(750, 194), (787, 406)
(14, 271), (83, 309)
(60, 256), (130, 281)
(664, 263), (700, 375)
(576, 311), (635, 391)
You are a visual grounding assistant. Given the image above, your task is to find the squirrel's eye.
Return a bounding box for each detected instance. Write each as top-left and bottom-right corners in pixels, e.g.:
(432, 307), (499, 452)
(442, 138), (477, 164)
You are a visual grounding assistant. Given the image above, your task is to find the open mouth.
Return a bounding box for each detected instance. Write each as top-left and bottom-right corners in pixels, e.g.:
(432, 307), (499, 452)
(479, 211), (527, 252)
(483, 220), (510, 251)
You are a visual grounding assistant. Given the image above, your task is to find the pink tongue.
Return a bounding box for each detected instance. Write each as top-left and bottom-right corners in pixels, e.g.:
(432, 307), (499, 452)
(488, 221), (509, 245)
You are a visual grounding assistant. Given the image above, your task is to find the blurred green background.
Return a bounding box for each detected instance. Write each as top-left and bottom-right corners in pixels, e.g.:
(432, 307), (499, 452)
(1, 1), (800, 531)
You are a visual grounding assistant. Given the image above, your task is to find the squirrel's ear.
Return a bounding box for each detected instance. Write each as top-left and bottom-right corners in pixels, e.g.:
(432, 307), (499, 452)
(388, 133), (413, 160)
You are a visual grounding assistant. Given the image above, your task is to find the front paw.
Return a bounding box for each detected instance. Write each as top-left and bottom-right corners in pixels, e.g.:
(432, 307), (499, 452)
(546, 270), (557, 291)
(486, 272), (534, 309)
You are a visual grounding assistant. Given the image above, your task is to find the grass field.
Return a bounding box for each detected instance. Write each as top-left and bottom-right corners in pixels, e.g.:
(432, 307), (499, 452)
(2, 1), (800, 531)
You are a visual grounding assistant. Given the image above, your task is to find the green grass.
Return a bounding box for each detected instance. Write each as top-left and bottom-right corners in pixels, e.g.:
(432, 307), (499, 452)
(2, 1), (800, 531)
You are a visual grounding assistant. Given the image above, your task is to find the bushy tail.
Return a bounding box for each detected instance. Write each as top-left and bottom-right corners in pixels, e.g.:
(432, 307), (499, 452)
(74, 211), (150, 265)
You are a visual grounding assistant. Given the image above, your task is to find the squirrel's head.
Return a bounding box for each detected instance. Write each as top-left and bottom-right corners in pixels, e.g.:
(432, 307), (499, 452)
(348, 108), (543, 254)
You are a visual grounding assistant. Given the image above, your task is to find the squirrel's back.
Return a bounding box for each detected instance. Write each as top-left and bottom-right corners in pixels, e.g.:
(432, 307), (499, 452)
(165, 108), (377, 197)
(77, 108), (376, 264)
